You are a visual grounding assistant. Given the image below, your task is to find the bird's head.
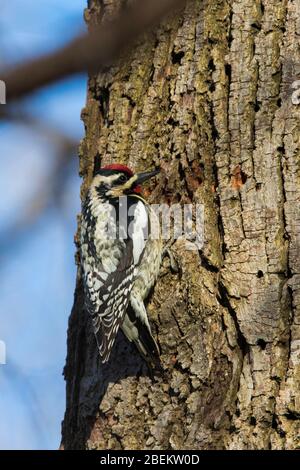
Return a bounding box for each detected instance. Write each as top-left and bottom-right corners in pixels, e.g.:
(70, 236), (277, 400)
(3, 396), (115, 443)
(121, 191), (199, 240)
(92, 163), (159, 198)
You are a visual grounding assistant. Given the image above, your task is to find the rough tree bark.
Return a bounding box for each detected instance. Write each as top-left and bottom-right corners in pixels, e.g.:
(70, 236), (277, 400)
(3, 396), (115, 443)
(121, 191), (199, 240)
(61, 0), (300, 450)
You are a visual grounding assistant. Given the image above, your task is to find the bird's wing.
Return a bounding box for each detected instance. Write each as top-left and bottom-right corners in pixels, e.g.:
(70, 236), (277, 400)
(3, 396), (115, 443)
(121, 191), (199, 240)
(83, 198), (149, 362)
(91, 239), (135, 362)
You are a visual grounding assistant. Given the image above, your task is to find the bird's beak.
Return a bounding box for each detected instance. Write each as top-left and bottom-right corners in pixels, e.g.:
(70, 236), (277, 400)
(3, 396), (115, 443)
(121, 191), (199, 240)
(135, 169), (160, 186)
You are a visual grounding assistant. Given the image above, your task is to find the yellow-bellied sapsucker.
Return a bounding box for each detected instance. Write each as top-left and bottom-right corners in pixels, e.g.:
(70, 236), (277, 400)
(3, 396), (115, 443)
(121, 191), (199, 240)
(80, 163), (162, 369)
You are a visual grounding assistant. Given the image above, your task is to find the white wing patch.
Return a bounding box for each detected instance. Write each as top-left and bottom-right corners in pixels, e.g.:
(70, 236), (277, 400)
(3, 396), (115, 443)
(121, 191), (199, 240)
(129, 200), (148, 265)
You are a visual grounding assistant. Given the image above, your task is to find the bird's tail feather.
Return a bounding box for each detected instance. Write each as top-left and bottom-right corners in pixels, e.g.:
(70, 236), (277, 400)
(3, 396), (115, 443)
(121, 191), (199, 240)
(121, 306), (163, 373)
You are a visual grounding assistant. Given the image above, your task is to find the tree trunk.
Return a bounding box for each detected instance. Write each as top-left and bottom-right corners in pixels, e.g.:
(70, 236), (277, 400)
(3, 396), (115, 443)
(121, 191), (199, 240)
(61, 0), (300, 450)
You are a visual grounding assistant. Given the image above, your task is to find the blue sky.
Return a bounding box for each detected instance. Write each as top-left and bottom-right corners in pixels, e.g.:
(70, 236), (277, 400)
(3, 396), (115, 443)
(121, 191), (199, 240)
(0, 0), (87, 449)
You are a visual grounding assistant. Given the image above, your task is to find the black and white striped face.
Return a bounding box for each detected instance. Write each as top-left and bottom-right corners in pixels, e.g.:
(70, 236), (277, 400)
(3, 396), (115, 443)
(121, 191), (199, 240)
(91, 165), (160, 200)
(92, 167), (139, 199)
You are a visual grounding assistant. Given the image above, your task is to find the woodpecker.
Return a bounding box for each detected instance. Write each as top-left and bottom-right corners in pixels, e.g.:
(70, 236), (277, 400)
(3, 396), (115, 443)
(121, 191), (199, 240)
(80, 163), (162, 369)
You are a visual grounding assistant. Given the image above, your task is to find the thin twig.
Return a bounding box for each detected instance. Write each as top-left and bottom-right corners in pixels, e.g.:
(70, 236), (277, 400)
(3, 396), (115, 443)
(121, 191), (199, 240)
(0, 107), (77, 151)
(0, 108), (78, 252)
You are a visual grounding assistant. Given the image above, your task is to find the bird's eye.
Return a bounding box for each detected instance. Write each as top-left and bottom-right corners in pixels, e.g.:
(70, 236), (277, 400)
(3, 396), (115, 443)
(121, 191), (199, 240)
(119, 174), (127, 183)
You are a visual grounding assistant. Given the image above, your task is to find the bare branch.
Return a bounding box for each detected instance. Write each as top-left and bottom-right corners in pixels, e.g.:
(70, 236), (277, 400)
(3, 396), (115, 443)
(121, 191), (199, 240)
(0, 146), (76, 255)
(0, 108), (78, 251)
(1, 0), (186, 101)
(0, 107), (77, 152)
